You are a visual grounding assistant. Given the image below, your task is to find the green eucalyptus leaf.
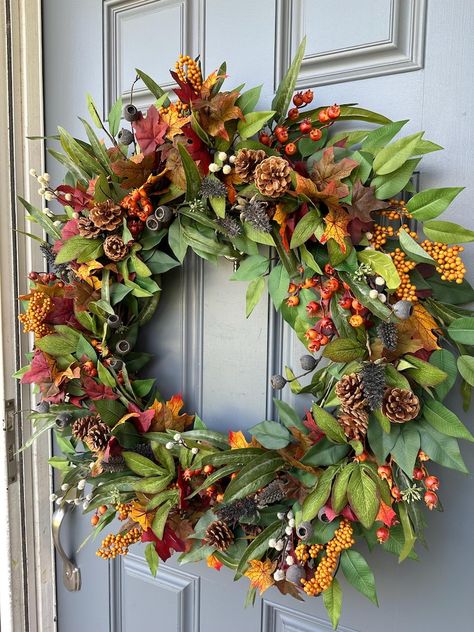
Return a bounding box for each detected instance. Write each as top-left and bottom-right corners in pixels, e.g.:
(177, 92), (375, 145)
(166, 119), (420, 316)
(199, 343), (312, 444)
(407, 187), (464, 221)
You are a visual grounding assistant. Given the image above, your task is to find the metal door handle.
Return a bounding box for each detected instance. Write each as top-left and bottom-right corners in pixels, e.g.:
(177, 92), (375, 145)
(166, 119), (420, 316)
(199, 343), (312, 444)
(52, 503), (81, 591)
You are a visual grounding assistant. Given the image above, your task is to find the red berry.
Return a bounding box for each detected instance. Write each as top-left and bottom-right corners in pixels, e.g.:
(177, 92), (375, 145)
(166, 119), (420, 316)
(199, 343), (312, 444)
(293, 92), (304, 107)
(310, 128), (323, 142)
(338, 296), (353, 310)
(276, 129), (289, 143)
(288, 107), (299, 121)
(424, 490), (438, 510)
(302, 90), (313, 104)
(318, 109), (330, 123)
(299, 119), (312, 134)
(376, 527), (390, 543)
(391, 486), (402, 501)
(413, 467), (425, 480)
(28, 271), (39, 280)
(377, 465), (392, 480)
(306, 301), (320, 318)
(424, 475), (439, 491)
(324, 264), (335, 275)
(327, 104), (341, 119)
(319, 287), (333, 301)
(259, 132), (271, 146)
(284, 142), (297, 156)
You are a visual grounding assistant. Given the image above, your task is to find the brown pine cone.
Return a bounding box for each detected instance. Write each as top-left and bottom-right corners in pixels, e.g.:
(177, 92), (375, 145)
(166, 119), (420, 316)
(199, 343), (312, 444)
(335, 373), (367, 409)
(382, 388), (420, 423)
(242, 524), (263, 538)
(103, 235), (128, 261)
(204, 520), (234, 552)
(337, 406), (369, 441)
(89, 200), (123, 231)
(78, 216), (102, 239)
(86, 421), (110, 452)
(254, 156), (292, 198)
(234, 148), (267, 183)
(72, 415), (98, 440)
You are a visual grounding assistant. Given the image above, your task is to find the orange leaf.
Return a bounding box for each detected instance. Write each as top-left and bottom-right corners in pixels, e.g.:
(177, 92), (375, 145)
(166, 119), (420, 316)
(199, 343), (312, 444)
(129, 501), (154, 531)
(196, 91), (243, 140)
(376, 501), (398, 527)
(244, 558), (276, 595)
(320, 206), (351, 253)
(111, 152), (155, 188)
(408, 304), (441, 351)
(161, 104), (191, 140)
(149, 395), (194, 433)
(311, 146), (358, 198)
(228, 430), (250, 449)
(207, 554), (223, 571)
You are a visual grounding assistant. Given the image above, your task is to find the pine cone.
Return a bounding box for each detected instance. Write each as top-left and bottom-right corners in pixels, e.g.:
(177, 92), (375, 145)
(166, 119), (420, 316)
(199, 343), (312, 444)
(204, 520), (234, 552)
(377, 322), (398, 352)
(72, 415), (98, 440)
(382, 388), (420, 423)
(89, 200), (123, 231)
(335, 373), (366, 409)
(256, 480), (285, 508)
(234, 148), (267, 183)
(254, 156), (292, 198)
(85, 420), (111, 452)
(360, 362), (386, 411)
(337, 406), (369, 441)
(242, 524), (263, 538)
(103, 235), (128, 261)
(78, 217), (102, 239)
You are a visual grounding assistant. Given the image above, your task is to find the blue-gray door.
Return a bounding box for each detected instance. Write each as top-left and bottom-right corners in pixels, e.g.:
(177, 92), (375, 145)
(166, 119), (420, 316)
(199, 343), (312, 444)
(44, 1), (474, 630)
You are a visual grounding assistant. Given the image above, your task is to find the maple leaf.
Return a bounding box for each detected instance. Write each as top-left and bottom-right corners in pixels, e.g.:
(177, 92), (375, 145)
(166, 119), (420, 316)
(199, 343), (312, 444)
(161, 104), (190, 140)
(21, 350), (54, 384)
(181, 126), (212, 173)
(303, 410), (325, 444)
(310, 147), (358, 198)
(195, 91), (243, 140)
(389, 303), (441, 358)
(141, 526), (186, 562)
(228, 430), (250, 449)
(207, 554), (223, 571)
(46, 297), (75, 325)
(129, 501), (154, 531)
(82, 376), (118, 400)
(200, 70), (225, 99)
(55, 185), (92, 212)
(111, 152), (155, 188)
(132, 105), (169, 155)
(244, 558), (277, 595)
(376, 501), (398, 527)
(149, 394), (194, 432)
(320, 205), (351, 253)
(345, 180), (390, 223)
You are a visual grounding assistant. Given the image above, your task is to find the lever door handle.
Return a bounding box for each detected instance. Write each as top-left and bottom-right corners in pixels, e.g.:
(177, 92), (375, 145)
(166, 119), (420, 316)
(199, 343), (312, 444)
(52, 503), (81, 591)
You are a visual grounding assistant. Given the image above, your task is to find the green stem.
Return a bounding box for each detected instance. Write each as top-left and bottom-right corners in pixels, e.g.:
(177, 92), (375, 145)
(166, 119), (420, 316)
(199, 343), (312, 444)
(271, 226), (299, 279)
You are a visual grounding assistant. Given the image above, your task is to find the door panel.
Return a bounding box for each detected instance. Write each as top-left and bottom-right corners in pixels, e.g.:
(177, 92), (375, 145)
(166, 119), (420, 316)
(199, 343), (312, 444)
(43, 1), (474, 630)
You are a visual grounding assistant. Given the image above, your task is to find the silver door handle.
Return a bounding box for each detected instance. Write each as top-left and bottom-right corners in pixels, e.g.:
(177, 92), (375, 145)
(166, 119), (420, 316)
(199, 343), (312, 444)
(52, 503), (81, 591)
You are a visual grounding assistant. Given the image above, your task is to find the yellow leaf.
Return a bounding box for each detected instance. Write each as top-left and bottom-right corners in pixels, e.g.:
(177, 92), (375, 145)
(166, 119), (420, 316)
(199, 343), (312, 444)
(129, 501), (154, 531)
(228, 430), (250, 449)
(206, 554), (223, 571)
(75, 260), (103, 289)
(244, 558), (276, 595)
(410, 304), (441, 351)
(320, 206), (351, 253)
(149, 395), (194, 432)
(161, 104), (191, 140)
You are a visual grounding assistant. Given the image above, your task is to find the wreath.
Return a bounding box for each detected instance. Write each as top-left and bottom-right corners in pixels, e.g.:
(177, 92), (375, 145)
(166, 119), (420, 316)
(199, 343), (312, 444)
(17, 39), (474, 628)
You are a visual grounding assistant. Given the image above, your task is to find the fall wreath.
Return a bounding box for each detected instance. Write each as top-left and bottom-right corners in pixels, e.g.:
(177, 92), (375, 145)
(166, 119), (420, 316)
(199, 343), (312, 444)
(17, 40), (474, 628)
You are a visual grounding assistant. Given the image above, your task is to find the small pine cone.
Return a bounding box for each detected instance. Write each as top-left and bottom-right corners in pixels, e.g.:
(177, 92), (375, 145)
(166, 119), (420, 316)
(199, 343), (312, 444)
(103, 235), (128, 261)
(236, 196), (272, 233)
(360, 362), (386, 411)
(337, 406), (369, 441)
(377, 322), (398, 352)
(335, 373), (366, 409)
(254, 156), (292, 198)
(85, 420), (111, 452)
(256, 480), (285, 508)
(204, 520), (234, 552)
(89, 200), (123, 231)
(242, 524), (263, 538)
(382, 388), (420, 423)
(78, 217), (102, 239)
(234, 148), (267, 183)
(72, 415), (98, 440)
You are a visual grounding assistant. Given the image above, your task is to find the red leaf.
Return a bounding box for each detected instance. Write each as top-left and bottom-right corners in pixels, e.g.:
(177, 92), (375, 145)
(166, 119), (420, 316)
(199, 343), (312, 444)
(376, 501), (398, 527)
(303, 410), (325, 443)
(132, 105), (168, 155)
(181, 126), (212, 174)
(141, 526), (186, 562)
(55, 185), (92, 212)
(83, 376), (118, 401)
(21, 350), (53, 384)
(46, 297), (75, 325)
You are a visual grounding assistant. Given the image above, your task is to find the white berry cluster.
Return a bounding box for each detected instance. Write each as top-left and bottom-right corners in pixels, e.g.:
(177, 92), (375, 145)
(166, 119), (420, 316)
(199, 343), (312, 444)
(208, 151), (236, 175)
(268, 510), (297, 581)
(165, 433), (199, 455)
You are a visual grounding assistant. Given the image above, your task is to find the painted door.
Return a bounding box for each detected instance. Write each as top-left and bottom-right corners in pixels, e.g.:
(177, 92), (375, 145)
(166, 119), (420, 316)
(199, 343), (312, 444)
(43, 1), (474, 630)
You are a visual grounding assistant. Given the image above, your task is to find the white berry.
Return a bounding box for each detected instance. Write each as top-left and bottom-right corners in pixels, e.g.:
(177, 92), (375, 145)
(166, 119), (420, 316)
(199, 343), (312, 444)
(277, 512), (285, 520)
(78, 479), (86, 490)
(55, 497), (63, 505)
(74, 498), (81, 506)
(286, 555), (294, 566)
(229, 155), (236, 164)
(49, 493), (57, 502)
(191, 447), (199, 455)
(222, 164), (231, 175)
(285, 526), (293, 536)
(369, 289), (379, 299)
(65, 193), (73, 201)
(61, 483), (68, 491)
(275, 539), (284, 551)
(273, 569), (285, 581)
(42, 172), (50, 182)
(173, 433), (181, 442)
(165, 441), (174, 450)
(378, 293), (387, 303)
(375, 276), (385, 287)
(29, 168), (37, 177)
(286, 511), (294, 520)
(365, 232), (373, 240)
(38, 188), (46, 196)
(209, 163), (220, 173)
(217, 151), (227, 161)
(268, 538), (277, 548)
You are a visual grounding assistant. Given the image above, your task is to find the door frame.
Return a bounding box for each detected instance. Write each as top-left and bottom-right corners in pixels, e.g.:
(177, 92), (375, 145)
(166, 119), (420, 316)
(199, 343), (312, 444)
(0, 1), (57, 630)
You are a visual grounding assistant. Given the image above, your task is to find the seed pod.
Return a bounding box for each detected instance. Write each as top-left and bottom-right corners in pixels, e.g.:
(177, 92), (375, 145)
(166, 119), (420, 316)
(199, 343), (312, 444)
(271, 374), (287, 390)
(146, 216), (161, 231)
(108, 357), (123, 371)
(286, 565), (305, 584)
(296, 521), (313, 541)
(115, 339), (131, 355)
(393, 300), (413, 320)
(36, 401), (50, 413)
(123, 104), (139, 122)
(107, 314), (121, 329)
(117, 128), (134, 145)
(300, 355), (317, 371)
(154, 205), (173, 225)
(55, 413), (72, 429)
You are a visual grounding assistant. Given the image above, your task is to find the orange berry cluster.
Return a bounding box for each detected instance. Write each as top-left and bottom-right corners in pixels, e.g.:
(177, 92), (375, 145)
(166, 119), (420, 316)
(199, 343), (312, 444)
(301, 520), (354, 596)
(160, 100), (189, 118)
(370, 223), (394, 249)
(420, 240), (466, 284)
(398, 224), (418, 241)
(115, 502), (133, 521)
(19, 291), (52, 338)
(381, 198), (413, 221)
(175, 54), (202, 92)
(96, 527), (142, 559)
(389, 248), (417, 301)
(121, 188), (154, 221)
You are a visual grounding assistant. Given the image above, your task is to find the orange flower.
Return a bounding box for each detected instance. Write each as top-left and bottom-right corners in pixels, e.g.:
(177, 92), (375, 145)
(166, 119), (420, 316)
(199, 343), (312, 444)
(244, 558), (277, 595)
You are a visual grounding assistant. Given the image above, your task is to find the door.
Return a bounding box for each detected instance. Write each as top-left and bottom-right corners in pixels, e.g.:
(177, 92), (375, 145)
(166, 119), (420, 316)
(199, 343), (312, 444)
(43, 1), (474, 630)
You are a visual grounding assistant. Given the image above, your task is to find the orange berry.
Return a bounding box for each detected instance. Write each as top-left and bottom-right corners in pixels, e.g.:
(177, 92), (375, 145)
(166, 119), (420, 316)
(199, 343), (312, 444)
(99, 505), (108, 515)
(91, 514), (99, 526)
(349, 314), (364, 328)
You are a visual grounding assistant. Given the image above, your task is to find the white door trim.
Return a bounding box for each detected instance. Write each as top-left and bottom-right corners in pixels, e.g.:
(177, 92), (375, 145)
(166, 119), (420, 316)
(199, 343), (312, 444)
(0, 1), (57, 630)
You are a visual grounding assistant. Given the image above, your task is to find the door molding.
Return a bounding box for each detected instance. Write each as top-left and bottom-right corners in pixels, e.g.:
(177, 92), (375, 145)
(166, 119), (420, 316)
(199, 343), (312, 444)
(0, 1), (56, 631)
